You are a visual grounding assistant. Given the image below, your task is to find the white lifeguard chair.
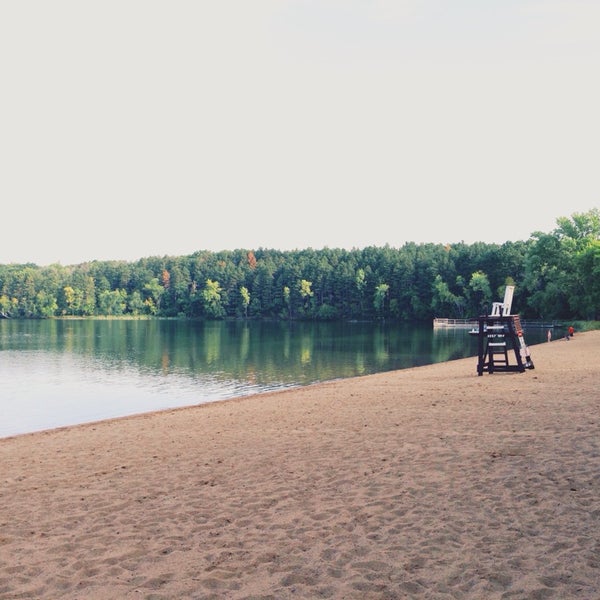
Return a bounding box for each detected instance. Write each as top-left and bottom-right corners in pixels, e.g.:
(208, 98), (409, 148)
(490, 285), (514, 317)
(477, 285), (534, 375)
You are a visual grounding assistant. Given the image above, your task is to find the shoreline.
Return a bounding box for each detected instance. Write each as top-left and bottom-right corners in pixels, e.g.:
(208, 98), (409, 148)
(1, 331), (599, 599)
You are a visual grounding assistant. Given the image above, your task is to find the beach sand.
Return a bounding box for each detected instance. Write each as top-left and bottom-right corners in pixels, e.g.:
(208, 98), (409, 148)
(1, 330), (599, 599)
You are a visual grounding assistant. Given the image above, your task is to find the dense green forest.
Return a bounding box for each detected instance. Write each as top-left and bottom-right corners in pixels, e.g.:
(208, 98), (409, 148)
(1, 210), (599, 321)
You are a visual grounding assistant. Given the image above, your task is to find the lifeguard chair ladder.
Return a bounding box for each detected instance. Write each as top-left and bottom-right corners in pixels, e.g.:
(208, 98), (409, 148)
(476, 286), (535, 375)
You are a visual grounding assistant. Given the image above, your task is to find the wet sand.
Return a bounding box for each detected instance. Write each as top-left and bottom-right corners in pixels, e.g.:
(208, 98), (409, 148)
(1, 330), (599, 599)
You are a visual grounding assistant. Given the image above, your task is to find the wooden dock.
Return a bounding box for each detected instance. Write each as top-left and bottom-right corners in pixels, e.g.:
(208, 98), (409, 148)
(433, 317), (562, 329)
(433, 318), (478, 329)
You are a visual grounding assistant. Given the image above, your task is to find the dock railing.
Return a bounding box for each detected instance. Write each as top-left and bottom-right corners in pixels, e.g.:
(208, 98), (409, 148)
(433, 318), (478, 328)
(433, 317), (563, 329)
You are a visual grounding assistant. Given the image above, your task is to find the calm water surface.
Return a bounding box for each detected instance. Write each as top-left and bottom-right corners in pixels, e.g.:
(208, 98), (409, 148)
(0, 319), (551, 438)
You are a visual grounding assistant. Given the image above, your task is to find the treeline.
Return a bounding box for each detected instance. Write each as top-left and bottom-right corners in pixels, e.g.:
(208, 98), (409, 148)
(1, 210), (599, 321)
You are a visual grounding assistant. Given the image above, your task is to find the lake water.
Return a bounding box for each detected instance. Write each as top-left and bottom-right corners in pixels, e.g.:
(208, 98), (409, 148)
(0, 319), (551, 438)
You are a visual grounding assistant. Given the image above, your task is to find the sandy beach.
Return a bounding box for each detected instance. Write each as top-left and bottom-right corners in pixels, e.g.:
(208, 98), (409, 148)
(1, 330), (599, 599)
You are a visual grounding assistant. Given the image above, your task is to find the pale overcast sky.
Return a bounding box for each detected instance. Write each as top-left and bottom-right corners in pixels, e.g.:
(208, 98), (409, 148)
(1, 1), (598, 266)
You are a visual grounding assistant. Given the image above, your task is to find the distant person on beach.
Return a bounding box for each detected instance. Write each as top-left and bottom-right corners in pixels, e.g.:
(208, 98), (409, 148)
(547, 329), (552, 342)
(568, 326), (575, 337)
